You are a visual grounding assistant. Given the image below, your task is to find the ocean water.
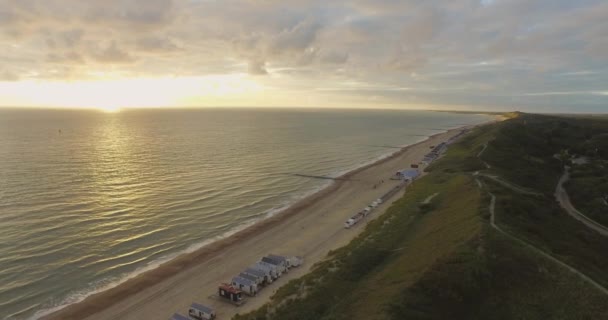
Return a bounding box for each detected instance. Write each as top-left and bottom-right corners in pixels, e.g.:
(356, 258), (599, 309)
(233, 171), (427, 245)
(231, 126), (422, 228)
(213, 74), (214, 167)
(0, 108), (491, 319)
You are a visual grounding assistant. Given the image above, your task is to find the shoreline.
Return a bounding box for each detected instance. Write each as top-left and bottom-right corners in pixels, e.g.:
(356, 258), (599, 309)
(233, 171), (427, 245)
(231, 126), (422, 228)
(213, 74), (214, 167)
(41, 121), (491, 320)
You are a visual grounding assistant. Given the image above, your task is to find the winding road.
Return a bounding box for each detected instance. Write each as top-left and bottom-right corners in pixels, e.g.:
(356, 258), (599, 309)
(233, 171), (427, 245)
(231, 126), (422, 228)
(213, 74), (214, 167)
(555, 167), (608, 237)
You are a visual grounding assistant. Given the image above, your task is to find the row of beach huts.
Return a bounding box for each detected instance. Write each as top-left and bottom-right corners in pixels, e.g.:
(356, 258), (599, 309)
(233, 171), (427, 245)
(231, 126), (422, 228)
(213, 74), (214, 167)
(447, 129), (470, 144)
(170, 254), (303, 320)
(344, 197), (384, 229)
(224, 254), (303, 298)
(421, 142), (448, 165)
(344, 138), (454, 229)
(344, 179), (412, 229)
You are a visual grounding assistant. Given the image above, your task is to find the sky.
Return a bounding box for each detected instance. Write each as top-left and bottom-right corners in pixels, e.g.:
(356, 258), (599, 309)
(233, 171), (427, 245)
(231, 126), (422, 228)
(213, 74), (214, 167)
(0, 0), (607, 112)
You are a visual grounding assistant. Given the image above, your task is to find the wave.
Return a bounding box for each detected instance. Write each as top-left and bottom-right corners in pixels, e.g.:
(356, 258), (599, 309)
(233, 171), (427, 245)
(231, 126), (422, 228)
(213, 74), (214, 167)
(27, 132), (443, 320)
(29, 173), (335, 320)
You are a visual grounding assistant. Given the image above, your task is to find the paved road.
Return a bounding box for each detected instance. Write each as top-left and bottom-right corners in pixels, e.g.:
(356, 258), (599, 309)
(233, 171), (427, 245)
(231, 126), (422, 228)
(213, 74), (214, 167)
(555, 167), (608, 237)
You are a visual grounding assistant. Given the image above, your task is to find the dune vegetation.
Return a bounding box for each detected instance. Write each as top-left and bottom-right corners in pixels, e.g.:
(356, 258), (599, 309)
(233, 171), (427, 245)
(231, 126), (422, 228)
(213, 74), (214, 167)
(233, 113), (608, 320)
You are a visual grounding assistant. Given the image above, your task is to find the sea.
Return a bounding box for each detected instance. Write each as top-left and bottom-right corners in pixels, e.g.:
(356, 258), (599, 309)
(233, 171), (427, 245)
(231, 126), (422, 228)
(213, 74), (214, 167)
(0, 108), (492, 319)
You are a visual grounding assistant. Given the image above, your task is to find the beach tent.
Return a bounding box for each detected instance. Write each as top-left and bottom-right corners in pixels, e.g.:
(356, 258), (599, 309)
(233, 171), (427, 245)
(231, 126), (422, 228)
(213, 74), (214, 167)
(396, 169), (419, 180)
(401, 169), (419, 181)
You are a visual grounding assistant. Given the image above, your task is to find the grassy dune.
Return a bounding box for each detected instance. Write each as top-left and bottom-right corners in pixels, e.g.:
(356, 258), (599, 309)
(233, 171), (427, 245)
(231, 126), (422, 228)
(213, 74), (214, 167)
(233, 114), (608, 320)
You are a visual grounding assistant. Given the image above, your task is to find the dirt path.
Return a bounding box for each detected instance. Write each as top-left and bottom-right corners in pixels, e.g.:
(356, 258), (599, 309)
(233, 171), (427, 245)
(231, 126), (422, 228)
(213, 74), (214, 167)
(477, 143), (491, 170)
(480, 183), (608, 296)
(474, 147), (608, 296)
(474, 144), (541, 197)
(555, 167), (608, 237)
(477, 173), (543, 196)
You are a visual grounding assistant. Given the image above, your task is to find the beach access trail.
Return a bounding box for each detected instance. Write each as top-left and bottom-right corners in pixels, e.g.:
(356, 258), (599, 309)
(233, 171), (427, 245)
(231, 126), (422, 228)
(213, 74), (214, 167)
(44, 128), (470, 320)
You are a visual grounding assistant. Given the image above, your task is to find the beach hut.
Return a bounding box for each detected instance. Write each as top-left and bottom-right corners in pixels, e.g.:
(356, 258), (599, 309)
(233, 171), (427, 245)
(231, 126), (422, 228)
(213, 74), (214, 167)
(188, 303), (216, 320)
(239, 272), (263, 285)
(232, 276), (258, 296)
(436, 142), (447, 153)
(254, 261), (281, 279)
(245, 267), (273, 284)
(253, 262), (279, 280)
(344, 217), (356, 229)
(169, 313), (190, 320)
(267, 254), (291, 268)
(219, 283), (243, 303)
(288, 256), (304, 268)
(261, 257), (287, 273)
(424, 153), (437, 161)
(344, 212), (365, 229)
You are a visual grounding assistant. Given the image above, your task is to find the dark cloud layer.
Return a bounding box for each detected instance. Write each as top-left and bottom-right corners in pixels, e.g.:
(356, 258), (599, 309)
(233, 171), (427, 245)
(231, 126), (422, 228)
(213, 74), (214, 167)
(0, 0), (607, 111)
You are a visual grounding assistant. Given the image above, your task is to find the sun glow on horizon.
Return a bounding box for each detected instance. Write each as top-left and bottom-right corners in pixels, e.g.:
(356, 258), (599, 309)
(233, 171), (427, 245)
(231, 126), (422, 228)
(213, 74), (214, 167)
(0, 74), (263, 109)
(98, 105), (122, 113)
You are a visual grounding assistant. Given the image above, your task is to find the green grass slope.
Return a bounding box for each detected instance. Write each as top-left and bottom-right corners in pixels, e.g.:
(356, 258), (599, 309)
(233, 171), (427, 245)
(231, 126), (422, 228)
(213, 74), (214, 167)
(566, 160), (608, 227)
(233, 113), (608, 320)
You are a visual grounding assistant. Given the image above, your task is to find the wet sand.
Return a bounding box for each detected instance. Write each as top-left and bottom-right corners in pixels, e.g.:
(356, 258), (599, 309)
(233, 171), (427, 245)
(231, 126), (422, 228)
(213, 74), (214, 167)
(43, 126), (477, 320)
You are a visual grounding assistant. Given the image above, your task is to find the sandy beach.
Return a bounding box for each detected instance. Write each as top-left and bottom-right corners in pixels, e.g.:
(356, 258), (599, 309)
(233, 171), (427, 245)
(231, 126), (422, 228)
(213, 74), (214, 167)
(43, 126), (477, 320)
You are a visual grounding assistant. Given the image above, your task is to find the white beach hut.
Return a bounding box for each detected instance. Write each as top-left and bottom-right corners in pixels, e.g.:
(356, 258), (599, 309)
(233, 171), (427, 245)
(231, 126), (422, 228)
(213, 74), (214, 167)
(188, 303), (216, 320)
(232, 276), (258, 296)
(261, 256), (287, 273)
(254, 261), (280, 279)
(239, 272), (263, 285)
(245, 267), (273, 284)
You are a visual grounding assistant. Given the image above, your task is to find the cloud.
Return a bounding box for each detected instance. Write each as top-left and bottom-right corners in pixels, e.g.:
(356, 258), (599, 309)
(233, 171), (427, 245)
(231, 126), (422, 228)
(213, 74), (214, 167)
(47, 51), (85, 64)
(0, 70), (19, 81)
(248, 59), (268, 75)
(92, 41), (134, 64)
(136, 36), (180, 53)
(319, 50), (349, 64)
(0, 0), (606, 110)
(269, 20), (321, 55)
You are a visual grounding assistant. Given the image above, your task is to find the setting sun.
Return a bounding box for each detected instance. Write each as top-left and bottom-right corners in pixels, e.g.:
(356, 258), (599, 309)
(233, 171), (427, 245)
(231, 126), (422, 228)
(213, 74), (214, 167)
(98, 105), (121, 113)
